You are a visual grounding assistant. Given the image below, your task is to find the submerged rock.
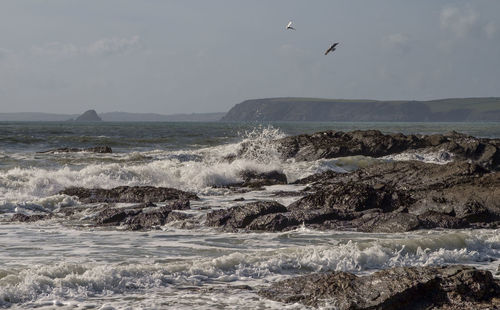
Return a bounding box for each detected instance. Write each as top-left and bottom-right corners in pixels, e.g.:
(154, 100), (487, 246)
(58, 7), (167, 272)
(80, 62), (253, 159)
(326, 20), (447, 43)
(60, 186), (199, 203)
(259, 265), (500, 309)
(38, 146), (112, 154)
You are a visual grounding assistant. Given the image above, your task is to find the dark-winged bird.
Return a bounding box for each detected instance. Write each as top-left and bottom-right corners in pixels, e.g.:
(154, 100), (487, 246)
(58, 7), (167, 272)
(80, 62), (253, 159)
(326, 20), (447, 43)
(286, 21), (295, 30)
(324, 42), (339, 55)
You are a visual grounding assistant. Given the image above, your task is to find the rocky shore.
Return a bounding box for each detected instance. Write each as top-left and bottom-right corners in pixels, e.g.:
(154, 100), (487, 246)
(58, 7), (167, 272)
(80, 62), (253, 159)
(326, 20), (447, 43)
(259, 265), (500, 309)
(6, 129), (500, 309)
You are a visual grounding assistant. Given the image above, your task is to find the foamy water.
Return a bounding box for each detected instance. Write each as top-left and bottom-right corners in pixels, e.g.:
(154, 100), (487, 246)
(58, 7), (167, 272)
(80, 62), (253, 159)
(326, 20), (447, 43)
(1, 122), (499, 309)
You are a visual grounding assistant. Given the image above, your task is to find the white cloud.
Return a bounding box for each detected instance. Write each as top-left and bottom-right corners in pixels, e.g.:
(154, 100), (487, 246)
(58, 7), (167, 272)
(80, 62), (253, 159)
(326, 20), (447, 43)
(440, 6), (496, 39)
(383, 33), (411, 54)
(440, 6), (479, 38)
(32, 36), (140, 57)
(484, 21), (497, 38)
(85, 36), (140, 56)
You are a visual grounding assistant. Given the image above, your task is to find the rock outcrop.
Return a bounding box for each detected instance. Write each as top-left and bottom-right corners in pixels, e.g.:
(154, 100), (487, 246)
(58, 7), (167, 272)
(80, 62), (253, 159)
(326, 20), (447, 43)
(207, 161), (500, 232)
(38, 146), (112, 154)
(259, 265), (500, 309)
(60, 186), (199, 203)
(74, 109), (102, 122)
(274, 130), (500, 170)
(92, 200), (192, 230)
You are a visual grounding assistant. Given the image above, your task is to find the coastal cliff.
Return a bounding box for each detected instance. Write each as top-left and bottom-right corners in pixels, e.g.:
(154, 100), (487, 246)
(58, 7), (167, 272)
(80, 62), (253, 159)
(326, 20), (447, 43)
(221, 97), (500, 121)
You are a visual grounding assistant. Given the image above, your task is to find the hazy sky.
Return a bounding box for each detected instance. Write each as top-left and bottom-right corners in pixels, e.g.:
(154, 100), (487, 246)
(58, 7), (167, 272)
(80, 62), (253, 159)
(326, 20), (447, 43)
(1, 0), (499, 114)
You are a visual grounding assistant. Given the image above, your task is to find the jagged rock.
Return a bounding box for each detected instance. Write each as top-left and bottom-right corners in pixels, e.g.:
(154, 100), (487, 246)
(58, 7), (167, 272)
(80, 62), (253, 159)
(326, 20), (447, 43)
(259, 265), (500, 309)
(205, 201), (288, 231)
(38, 146), (112, 154)
(205, 161), (500, 233)
(274, 130), (500, 170)
(10, 213), (51, 222)
(94, 200), (192, 230)
(60, 186), (199, 203)
(223, 170), (288, 188)
(239, 170), (287, 187)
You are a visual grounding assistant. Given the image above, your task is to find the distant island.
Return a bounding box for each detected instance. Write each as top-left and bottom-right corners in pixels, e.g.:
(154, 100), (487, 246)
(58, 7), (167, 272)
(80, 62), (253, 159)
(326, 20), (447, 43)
(221, 97), (500, 122)
(72, 110), (102, 122)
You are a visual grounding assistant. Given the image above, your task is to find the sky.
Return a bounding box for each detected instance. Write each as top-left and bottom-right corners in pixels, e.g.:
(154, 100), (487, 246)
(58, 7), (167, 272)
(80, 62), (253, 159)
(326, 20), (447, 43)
(0, 0), (499, 114)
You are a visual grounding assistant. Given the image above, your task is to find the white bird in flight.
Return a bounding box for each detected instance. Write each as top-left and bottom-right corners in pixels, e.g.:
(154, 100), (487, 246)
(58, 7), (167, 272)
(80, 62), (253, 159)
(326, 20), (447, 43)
(286, 21), (295, 30)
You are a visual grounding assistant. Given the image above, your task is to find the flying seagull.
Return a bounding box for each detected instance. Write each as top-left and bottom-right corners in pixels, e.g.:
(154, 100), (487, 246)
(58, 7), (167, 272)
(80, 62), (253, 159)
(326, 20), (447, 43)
(324, 42), (339, 55)
(286, 21), (295, 30)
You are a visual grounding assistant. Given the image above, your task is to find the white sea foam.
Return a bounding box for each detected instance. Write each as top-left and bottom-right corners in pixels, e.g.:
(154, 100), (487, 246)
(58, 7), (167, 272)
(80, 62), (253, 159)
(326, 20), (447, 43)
(382, 149), (454, 164)
(1, 226), (498, 308)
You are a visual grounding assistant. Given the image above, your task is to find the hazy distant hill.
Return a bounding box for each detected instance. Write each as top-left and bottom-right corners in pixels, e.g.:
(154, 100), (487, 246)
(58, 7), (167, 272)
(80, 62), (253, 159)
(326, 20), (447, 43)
(0, 112), (78, 122)
(220, 97), (500, 122)
(99, 112), (225, 122)
(0, 112), (225, 122)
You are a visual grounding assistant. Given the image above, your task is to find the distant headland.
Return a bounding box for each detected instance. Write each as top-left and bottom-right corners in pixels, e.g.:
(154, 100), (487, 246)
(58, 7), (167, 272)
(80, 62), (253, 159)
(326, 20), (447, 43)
(221, 97), (500, 122)
(1, 97), (499, 122)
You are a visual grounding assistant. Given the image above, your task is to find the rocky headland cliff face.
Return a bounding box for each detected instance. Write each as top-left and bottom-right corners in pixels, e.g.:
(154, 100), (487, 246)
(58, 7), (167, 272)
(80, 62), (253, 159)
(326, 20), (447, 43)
(221, 97), (500, 121)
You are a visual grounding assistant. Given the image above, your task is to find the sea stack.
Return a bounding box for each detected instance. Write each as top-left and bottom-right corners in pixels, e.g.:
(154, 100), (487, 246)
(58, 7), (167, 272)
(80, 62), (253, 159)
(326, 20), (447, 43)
(75, 110), (102, 122)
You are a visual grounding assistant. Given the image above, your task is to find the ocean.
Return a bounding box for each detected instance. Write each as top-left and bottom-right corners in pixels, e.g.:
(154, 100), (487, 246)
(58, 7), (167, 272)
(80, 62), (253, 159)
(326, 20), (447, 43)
(1, 121), (499, 309)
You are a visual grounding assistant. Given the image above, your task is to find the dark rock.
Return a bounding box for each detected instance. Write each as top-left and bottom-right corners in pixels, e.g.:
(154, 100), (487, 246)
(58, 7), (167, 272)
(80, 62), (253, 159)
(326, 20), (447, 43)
(417, 211), (468, 229)
(38, 146), (112, 154)
(205, 201), (288, 231)
(288, 181), (411, 214)
(291, 170), (342, 184)
(75, 109), (102, 122)
(208, 161), (500, 233)
(353, 212), (421, 233)
(259, 265), (500, 309)
(246, 213), (300, 232)
(230, 170), (288, 188)
(93, 200), (191, 230)
(274, 130), (500, 170)
(10, 213), (51, 222)
(60, 186), (198, 203)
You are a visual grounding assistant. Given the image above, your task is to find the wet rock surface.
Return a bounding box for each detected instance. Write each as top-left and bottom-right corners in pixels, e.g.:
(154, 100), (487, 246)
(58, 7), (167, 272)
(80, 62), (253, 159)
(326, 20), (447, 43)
(60, 186), (199, 203)
(208, 161), (500, 232)
(38, 146), (112, 153)
(92, 200), (192, 230)
(275, 130), (500, 170)
(205, 201), (288, 232)
(259, 265), (500, 309)
(223, 170), (288, 188)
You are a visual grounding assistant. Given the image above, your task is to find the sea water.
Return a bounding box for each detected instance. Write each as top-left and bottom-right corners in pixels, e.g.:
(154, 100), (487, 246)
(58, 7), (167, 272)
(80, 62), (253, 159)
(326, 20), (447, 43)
(0, 121), (499, 309)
